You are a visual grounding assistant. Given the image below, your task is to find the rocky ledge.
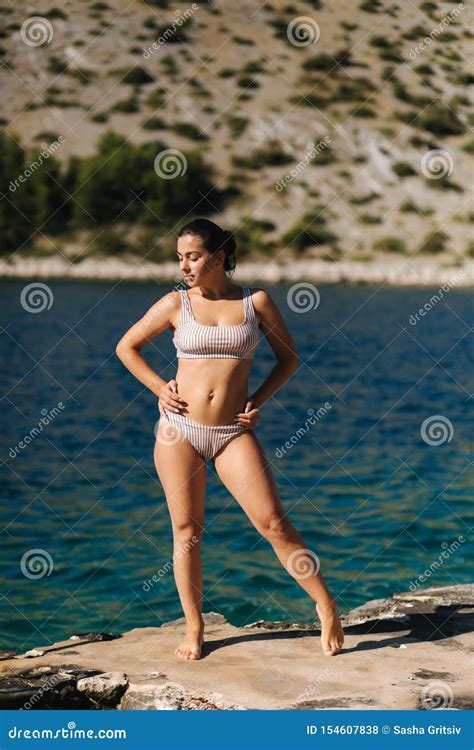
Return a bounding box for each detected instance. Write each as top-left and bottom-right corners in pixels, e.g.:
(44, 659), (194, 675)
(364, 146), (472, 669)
(0, 584), (472, 711)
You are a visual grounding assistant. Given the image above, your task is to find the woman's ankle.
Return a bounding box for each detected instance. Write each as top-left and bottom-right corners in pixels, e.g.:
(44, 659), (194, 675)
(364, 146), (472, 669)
(185, 618), (205, 632)
(316, 596), (337, 613)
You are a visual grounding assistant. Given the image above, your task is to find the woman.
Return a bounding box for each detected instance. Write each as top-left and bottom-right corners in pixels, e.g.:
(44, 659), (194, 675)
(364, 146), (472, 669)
(115, 218), (344, 660)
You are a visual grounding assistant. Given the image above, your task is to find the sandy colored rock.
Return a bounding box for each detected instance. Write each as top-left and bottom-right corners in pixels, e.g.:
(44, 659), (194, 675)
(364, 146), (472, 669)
(0, 585), (472, 710)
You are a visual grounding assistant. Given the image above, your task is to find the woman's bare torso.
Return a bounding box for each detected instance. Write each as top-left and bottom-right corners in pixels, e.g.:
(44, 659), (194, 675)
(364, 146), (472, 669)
(175, 358), (253, 424)
(169, 289), (258, 425)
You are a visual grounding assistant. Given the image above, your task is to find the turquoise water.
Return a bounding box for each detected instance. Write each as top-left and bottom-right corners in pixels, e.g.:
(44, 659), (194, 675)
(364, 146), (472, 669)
(1, 280), (472, 650)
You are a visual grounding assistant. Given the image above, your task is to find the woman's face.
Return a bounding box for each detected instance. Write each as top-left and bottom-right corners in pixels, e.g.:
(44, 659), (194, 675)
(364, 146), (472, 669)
(177, 234), (224, 286)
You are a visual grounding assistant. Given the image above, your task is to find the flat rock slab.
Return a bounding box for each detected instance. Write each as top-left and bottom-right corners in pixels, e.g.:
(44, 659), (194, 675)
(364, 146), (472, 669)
(1, 585), (472, 710)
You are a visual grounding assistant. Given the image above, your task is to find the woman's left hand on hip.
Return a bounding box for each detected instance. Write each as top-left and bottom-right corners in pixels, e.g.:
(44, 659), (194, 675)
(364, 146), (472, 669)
(234, 399), (260, 429)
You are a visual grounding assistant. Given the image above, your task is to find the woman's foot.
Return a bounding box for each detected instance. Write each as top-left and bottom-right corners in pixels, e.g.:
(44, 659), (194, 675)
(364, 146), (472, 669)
(316, 600), (344, 656)
(174, 624), (204, 660)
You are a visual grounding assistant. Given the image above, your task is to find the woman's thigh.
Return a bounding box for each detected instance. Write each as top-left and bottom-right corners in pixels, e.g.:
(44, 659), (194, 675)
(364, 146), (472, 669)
(212, 431), (286, 531)
(154, 419), (207, 534)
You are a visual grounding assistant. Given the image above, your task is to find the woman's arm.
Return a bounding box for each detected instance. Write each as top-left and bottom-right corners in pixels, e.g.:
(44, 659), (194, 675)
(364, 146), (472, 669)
(115, 291), (179, 398)
(250, 289), (298, 408)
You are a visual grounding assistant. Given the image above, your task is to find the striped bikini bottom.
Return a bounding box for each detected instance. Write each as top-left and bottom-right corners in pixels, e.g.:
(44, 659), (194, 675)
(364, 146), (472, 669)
(160, 409), (247, 462)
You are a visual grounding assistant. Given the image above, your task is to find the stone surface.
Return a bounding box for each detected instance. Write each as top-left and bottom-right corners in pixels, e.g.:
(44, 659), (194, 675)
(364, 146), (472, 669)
(76, 672), (129, 708)
(0, 585), (472, 710)
(0, 665), (105, 709)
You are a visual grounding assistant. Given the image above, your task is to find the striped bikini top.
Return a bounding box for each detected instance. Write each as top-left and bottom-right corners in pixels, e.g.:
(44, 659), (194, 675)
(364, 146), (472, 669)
(173, 287), (260, 360)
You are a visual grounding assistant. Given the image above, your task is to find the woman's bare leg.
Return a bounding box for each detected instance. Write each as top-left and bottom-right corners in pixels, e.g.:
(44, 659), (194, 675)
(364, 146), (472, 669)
(154, 420), (207, 660)
(213, 431), (344, 655)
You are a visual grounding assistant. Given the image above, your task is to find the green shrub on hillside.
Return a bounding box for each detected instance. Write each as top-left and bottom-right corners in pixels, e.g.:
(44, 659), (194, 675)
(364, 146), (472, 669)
(72, 130), (215, 224)
(121, 66), (155, 85)
(303, 48), (353, 71)
(418, 230), (449, 253)
(0, 133), (69, 255)
(372, 237), (407, 253)
(232, 141), (293, 169)
(418, 104), (466, 136)
(0, 130), (219, 253)
(282, 213), (336, 251)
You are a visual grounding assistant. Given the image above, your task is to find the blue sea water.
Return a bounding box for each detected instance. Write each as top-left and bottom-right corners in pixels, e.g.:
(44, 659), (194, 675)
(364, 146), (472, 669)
(0, 279), (472, 650)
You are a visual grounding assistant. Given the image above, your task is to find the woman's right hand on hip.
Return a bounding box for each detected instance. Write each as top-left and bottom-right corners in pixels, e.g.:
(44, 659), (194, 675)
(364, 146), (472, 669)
(158, 379), (186, 416)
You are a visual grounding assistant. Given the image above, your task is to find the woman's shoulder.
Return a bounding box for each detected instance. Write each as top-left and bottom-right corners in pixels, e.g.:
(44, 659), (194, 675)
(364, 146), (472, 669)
(247, 287), (275, 308)
(143, 289), (181, 321)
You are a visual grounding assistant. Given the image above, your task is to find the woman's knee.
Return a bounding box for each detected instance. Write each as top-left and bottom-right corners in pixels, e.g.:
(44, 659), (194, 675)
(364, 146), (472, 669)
(172, 521), (203, 547)
(257, 513), (295, 543)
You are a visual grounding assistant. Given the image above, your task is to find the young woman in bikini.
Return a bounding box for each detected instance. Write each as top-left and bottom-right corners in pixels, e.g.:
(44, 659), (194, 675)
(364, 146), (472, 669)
(115, 218), (344, 660)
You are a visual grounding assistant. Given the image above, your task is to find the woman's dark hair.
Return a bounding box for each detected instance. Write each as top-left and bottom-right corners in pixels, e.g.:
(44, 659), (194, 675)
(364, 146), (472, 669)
(178, 218), (236, 275)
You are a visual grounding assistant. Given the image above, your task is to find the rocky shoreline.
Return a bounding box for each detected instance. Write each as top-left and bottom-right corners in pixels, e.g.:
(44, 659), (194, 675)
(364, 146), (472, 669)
(1, 584), (472, 710)
(0, 255), (472, 287)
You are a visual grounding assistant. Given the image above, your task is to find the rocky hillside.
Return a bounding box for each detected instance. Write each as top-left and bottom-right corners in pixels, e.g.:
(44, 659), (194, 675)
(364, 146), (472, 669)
(1, 0), (473, 275)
